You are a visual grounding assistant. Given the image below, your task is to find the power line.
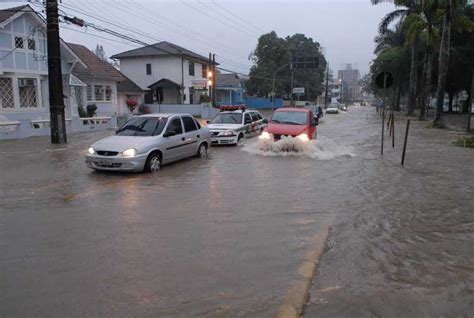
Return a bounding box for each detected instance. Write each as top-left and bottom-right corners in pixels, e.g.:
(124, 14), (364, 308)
(60, 1), (252, 72)
(179, 0), (258, 38)
(211, 0), (266, 34)
(196, 0), (261, 36)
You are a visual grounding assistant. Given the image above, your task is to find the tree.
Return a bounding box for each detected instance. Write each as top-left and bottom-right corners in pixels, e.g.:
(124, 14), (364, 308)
(434, 0), (473, 123)
(359, 73), (373, 95)
(246, 32), (290, 97)
(372, 0), (423, 115)
(246, 32), (327, 100)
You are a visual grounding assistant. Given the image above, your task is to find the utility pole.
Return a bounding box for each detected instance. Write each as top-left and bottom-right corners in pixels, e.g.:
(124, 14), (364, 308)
(212, 54), (216, 107)
(290, 63), (294, 107)
(46, 0), (67, 144)
(324, 63), (329, 107)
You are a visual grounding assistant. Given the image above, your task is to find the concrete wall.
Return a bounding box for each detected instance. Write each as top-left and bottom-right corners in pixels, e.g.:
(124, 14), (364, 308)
(145, 103), (219, 119)
(0, 116), (116, 140)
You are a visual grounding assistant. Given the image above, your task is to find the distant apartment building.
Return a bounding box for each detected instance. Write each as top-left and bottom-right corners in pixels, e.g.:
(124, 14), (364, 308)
(337, 64), (360, 102)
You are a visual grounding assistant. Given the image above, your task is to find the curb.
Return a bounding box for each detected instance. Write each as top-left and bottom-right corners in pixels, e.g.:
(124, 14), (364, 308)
(276, 225), (331, 318)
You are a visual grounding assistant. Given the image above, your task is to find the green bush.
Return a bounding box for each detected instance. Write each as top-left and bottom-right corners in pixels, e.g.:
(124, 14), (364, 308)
(86, 104), (97, 117)
(453, 136), (474, 148)
(78, 106), (87, 118)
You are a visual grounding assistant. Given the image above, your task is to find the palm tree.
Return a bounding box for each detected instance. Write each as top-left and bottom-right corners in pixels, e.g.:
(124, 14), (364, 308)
(434, 0), (472, 124)
(373, 24), (408, 110)
(372, 0), (423, 115)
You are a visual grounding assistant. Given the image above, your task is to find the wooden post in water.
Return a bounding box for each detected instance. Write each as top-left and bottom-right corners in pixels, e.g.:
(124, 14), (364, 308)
(391, 113), (395, 148)
(381, 108), (385, 155)
(401, 119), (410, 165)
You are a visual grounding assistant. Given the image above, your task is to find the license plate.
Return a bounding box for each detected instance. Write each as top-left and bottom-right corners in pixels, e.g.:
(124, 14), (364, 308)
(98, 160), (112, 166)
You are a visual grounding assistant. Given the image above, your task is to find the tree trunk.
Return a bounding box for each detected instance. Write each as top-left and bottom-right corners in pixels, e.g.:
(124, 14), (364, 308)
(448, 93), (454, 112)
(419, 53), (432, 121)
(434, 0), (452, 124)
(408, 41), (418, 116)
(395, 85), (401, 111)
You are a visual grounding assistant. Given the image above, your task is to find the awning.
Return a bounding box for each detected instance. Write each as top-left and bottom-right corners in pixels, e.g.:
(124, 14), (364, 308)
(63, 74), (87, 87)
(147, 78), (183, 89)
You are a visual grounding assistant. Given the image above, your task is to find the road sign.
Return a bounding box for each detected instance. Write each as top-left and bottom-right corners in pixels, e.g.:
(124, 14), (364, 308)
(375, 72), (394, 89)
(292, 87), (305, 95)
(292, 56), (319, 69)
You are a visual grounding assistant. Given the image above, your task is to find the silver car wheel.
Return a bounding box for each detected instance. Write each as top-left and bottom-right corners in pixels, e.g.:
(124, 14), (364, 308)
(198, 144), (207, 157)
(149, 156), (161, 172)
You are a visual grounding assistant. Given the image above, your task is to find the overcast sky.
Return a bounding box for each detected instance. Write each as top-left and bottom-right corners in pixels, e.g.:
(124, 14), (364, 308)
(2, 0), (396, 75)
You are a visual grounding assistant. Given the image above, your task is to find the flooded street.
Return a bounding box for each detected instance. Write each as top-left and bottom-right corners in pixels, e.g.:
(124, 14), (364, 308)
(1, 107), (473, 317)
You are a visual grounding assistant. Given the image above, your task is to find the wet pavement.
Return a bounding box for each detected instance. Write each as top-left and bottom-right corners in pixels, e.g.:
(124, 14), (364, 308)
(1, 107), (473, 317)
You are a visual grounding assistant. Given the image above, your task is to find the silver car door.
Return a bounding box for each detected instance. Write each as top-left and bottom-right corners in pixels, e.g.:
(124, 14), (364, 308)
(162, 116), (186, 163)
(181, 115), (200, 157)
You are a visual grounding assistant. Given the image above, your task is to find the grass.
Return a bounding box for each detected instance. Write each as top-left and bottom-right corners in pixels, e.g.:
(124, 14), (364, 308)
(426, 121), (444, 129)
(453, 136), (474, 148)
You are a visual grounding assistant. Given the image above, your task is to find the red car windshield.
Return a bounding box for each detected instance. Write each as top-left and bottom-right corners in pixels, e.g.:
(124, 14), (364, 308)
(271, 111), (308, 125)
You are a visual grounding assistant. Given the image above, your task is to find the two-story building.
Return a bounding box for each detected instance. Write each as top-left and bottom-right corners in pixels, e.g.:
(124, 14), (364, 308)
(0, 5), (89, 139)
(111, 41), (213, 105)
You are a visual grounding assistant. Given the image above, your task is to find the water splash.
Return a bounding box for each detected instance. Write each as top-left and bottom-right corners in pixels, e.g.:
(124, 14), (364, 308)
(242, 136), (355, 159)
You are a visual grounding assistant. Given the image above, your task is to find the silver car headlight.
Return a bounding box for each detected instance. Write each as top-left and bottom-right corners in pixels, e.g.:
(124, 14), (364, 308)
(88, 147), (95, 155)
(122, 148), (137, 158)
(221, 130), (236, 136)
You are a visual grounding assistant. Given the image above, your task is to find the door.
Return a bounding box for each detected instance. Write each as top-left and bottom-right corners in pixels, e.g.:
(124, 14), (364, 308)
(162, 116), (186, 163)
(243, 113), (252, 135)
(181, 115), (200, 157)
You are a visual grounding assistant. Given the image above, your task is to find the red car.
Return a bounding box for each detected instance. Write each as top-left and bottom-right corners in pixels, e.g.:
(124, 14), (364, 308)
(259, 108), (318, 142)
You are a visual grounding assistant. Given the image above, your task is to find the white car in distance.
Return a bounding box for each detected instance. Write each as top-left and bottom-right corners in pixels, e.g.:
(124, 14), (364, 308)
(207, 110), (266, 145)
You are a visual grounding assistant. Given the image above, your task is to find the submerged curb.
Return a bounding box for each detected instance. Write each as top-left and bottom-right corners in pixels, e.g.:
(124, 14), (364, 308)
(276, 225), (331, 318)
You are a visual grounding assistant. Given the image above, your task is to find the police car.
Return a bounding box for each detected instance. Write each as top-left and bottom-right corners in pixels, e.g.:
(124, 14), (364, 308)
(207, 109), (266, 145)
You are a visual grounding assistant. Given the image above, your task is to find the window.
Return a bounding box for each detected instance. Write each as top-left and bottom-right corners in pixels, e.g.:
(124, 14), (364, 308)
(166, 117), (183, 135)
(27, 39), (35, 51)
(256, 112), (263, 120)
(117, 117), (167, 137)
(202, 64), (207, 78)
(0, 78), (14, 109)
(105, 85), (112, 101)
(15, 37), (23, 49)
(18, 78), (38, 108)
(86, 85), (93, 101)
(94, 85), (104, 101)
(244, 113), (252, 124)
(188, 61), (195, 76)
(146, 63), (151, 75)
(210, 113), (242, 124)
(182, 116), (198, 132)
(250, 112), (259, 122)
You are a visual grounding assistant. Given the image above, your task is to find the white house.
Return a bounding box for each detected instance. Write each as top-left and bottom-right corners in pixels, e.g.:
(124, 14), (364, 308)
(67, 42), (125, 120)
(0, 5), (89, 139)
(111, 41), (213, 105)
(0, 5), (137, 140)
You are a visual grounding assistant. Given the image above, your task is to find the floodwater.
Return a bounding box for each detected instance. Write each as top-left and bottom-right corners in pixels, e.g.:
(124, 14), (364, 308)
(0, 107), (472, 317)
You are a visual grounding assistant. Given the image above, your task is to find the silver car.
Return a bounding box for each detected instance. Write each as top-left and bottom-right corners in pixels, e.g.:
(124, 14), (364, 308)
(86, 114), (210, 173)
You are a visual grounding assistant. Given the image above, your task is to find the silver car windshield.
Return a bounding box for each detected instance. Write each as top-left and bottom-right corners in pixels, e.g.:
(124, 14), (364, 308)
(271, 111), (308, 125)
(116, 117), (168, 136)
(211, 113), (243, 124)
